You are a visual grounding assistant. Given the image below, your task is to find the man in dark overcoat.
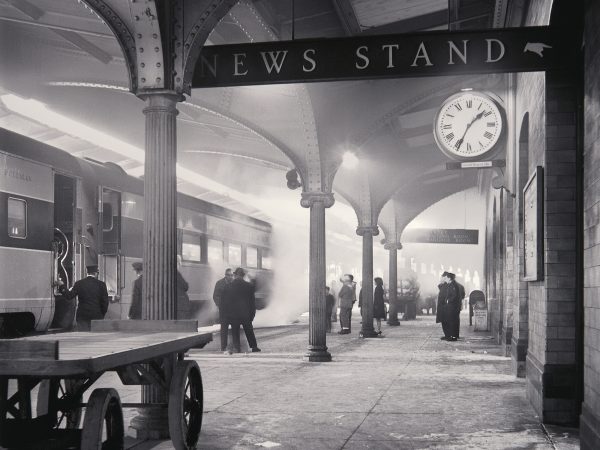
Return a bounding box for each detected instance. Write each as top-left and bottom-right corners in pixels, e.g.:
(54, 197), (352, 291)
(325, 286), (335, 333)
(213, 268), (233, 351)
(60, 264), (109, 331)
(221, 267), (260, 353)
(443, 272), (461, 341)
(454, 279), (465, 338)
(436, 278), (449, 339)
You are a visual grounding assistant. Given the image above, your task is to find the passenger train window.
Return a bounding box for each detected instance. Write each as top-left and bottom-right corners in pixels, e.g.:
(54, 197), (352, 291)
(8, 198), (27, 239)
(102, 203), (113, 231)
(207, 239), (224, 264)
(261, 249), (272, 270)
(247, 246), (258, 268)
(228, 243), (242, 266)
(182, 233), (201, 262)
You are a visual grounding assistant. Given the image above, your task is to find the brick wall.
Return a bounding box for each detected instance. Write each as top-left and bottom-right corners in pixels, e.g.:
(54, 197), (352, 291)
(493, 0), (582, 426)
(581, 0), (600, 447)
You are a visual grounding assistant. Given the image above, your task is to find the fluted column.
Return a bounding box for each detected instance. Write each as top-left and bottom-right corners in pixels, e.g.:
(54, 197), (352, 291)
(141, 93), (180, 320)
(130, 91), (182, 439)
(301, 191), (334, 362)
(357, 226), (379, 338)
(385, 242), (402, 326)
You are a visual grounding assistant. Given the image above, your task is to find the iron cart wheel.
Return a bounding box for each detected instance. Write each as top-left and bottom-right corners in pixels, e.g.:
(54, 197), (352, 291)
(168, 360), (203, 450)
(80, 388), (124, 450)
(37, 379), (82, 429)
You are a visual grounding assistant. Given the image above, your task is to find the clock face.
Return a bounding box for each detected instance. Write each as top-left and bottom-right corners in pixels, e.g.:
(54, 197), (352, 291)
(434, 91), (503, 160)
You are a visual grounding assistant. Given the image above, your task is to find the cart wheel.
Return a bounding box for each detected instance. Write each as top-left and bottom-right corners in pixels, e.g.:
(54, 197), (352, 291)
(81, 388), (124, 450)
(168, 360), (203, 450)
(37, 379), (82, 429)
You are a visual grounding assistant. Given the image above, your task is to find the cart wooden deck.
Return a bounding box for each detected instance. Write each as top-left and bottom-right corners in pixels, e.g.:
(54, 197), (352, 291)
(0, 320), (213, 450)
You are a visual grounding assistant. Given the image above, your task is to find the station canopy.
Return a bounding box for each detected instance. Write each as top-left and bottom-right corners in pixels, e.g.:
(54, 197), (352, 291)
(0, 0), (502, 239)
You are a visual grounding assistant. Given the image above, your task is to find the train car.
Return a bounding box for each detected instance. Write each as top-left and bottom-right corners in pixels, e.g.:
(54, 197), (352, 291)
(0, 128), (272, 335)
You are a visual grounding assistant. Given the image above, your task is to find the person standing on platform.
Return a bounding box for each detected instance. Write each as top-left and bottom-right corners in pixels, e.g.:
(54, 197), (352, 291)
(59, 264), (109, 331)
(436, 276), (449, 340)
(128, 262), (143, 319)
(325, 286), (335, 333)
(176, 255), (190, 318)
(358, 282), (363, 320)
(338, 274), (354, 334)
(330, 280), (339, 322)
(443, 272), (461, 341)
(222, 268), (261, 353)
(373, 277), (387, 335)
(213, 268), (233, 352)
(454, 278), (466, 337)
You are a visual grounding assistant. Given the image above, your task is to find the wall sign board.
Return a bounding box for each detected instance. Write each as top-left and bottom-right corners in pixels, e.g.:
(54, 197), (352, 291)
(193, 27), (574, 88)
(523, 166), (544, 281)
(402, 228), (479, 245)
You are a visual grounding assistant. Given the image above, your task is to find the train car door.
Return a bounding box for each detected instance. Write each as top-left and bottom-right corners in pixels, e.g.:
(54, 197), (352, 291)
(98, 187), (122, 310)
(50, 173), (77, 329)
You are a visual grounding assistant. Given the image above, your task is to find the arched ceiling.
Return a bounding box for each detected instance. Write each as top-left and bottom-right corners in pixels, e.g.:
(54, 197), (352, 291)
(0, 0), (506, 241)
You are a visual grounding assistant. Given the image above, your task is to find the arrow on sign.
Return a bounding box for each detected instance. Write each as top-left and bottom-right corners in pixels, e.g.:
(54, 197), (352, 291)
(524, 42), (552, 57)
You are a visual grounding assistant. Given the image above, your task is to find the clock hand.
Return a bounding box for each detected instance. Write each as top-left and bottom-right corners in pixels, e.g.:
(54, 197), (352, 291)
(456, 111), (486, 150)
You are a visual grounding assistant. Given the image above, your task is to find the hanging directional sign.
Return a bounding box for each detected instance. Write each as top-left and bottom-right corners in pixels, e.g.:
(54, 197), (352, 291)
(403, 228), (479, 245)
(193, 26), (575, 88)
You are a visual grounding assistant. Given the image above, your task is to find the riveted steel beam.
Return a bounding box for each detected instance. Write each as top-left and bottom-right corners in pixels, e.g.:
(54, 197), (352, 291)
(129, 0), (166, 90)
(331, 0), (362, 36)
(82, 0), (138, 91)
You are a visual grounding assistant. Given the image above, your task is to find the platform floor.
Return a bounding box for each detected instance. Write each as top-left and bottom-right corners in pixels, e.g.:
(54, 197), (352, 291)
(113, 312), (579, 449)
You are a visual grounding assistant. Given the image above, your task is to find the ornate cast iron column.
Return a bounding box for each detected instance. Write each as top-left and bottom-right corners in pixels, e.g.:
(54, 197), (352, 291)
(141, 92), (181, 321)
(385, 242), (402, 326)
(301, 192), (335, 362)
(357, 226), (380, 338)
(130, 92), (182, 439)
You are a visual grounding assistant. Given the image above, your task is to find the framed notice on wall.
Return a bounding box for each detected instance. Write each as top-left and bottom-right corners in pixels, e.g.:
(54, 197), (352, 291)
(523, 166), (544, 281)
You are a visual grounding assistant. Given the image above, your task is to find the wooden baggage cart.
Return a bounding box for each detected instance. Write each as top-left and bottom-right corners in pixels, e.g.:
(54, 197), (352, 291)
(0, 320), (212, 450)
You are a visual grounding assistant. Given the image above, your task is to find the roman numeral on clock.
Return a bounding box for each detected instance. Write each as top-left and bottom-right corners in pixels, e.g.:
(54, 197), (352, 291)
(455, 103), (463, 111)
(467, 143), (472, 152)
(487, 122), (495, 127)
(484, 131), (493, 139)
(483, 110), (492, 117)
(466, 100), (472, 108)
(443, 124), (452, 129)
(446, 132), (454, 141)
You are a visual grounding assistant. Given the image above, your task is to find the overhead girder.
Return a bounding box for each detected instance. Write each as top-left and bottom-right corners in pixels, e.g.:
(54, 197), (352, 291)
(351, 75), (496, 149)
(81, 0), (237, 95)
(179, 100), (299, 169)
(386, 171), (480, 244)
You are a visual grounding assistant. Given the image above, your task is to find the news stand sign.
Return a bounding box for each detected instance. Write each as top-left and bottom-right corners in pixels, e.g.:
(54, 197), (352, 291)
(193, 27), (574, 88)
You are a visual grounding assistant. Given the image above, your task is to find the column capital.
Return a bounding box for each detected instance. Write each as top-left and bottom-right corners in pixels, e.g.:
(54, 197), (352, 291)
(356, 226), (379, 237)
(384, 242), (402, 250)
(300, 191), (335, 208)
(138, 89), (185, 106)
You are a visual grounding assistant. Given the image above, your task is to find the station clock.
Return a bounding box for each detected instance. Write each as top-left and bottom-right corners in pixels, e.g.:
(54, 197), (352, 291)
(433, 91), (504, 161)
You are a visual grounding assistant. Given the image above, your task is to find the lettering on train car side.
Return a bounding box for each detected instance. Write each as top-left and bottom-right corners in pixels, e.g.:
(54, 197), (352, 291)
(193, 27), (574, 88)
(0, 155), (32, 182)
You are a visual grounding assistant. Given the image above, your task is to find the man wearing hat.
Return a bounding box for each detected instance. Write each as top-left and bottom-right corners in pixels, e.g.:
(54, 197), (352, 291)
(213, 268), (234, 351)
(59, 264), (109, 331)
(129, 262), (143, 320)
(442, 272), (461, 341)
(221, 267), (260, 353)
